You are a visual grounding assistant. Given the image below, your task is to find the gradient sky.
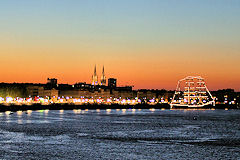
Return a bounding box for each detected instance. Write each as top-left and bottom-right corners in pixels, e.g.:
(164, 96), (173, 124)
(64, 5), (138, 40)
(0, 0), (239, 91)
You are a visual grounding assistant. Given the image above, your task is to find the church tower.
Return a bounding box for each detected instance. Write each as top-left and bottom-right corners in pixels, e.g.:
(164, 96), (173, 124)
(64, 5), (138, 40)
(92, 65), (98, 85)
(100, 66), (106, 86)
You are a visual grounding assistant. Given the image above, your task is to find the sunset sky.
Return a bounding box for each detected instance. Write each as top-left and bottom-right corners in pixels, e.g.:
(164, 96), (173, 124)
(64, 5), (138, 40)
(0, 0), (239, 91)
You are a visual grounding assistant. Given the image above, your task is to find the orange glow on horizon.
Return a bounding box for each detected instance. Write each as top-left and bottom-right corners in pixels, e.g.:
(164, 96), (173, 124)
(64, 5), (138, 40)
(0, 39), (239, 91)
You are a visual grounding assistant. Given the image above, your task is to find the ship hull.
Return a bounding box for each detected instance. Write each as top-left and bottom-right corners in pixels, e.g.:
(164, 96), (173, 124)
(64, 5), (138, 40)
(170, 104), (214, 109)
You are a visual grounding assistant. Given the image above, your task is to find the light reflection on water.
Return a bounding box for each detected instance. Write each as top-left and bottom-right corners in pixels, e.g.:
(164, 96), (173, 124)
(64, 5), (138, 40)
(149, 108), (155, 112)
(73, 109), (77, 114)
(5, 111), (11, 115)
(17, 119), (23, 124)
(17, 111), (23, 117)
(132, 108), (136, 113)
(59, 109), (64, 114)
(44, 109), (49, 115)
(106, 109), (111, 114)
(73, 109), (81, 114)
(27, 110), (32, 116)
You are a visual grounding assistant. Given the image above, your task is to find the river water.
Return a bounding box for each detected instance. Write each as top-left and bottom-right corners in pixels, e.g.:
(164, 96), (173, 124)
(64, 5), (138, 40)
(0, 109), (239, 160)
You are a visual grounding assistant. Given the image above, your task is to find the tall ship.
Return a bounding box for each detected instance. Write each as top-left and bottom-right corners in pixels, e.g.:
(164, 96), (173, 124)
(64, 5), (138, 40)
(170, 76), (215, 108)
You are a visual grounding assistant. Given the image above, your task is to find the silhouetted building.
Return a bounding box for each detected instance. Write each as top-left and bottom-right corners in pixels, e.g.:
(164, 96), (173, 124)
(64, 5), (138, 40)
(46, 78), (57, 89)
(47, 78), (57, 85)
(57, 84), (73, 90)
(74, 82), (91, 90)
(108, 78), (117, 88)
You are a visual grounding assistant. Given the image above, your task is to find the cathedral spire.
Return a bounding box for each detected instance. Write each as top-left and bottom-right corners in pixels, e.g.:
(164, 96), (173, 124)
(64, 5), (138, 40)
(92, 65), (98, 85)
(102, 65), (105, 75)
(94, 65), (97, 75)
(101, 65), (106, 86)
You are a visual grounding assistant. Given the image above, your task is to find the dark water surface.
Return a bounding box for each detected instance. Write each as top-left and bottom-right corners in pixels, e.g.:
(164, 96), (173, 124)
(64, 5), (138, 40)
(0, 109), (239, 160)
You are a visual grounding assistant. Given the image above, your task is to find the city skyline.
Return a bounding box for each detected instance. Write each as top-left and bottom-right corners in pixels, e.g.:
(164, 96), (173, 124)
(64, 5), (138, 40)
(0, 64), (238, 92)
(0, 0), (239, 91)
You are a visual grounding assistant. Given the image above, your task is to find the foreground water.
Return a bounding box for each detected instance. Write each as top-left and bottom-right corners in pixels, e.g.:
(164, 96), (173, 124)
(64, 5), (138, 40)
(0, 109), (239, 160)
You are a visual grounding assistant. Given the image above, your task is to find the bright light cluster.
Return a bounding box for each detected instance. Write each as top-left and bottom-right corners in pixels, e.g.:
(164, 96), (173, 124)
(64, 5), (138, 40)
(0, 96), (169, 105)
